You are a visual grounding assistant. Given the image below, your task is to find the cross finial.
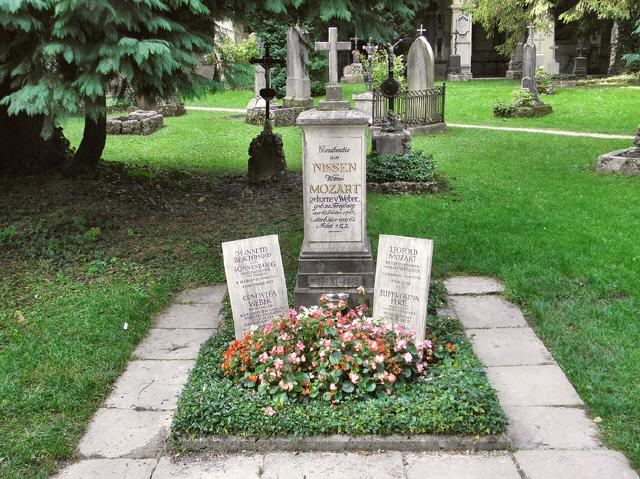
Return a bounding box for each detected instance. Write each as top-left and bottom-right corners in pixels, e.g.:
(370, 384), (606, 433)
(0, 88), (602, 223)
(315, 27), (352, 85)
(417, 24), (426, 36)
(249, 42), (285, 121)
(350, 34), (359, 46)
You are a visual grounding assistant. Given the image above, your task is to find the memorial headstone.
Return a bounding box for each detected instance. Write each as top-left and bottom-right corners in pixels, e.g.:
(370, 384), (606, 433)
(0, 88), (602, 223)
(506, 41), (524, 79)
(246, 65), (266, 110)
(522, 25), (542, 104)
(315, 27), (352, 109)
(295, 27), (375, 308)
(373, 234), (434, 341)
(407, 29), (435, 91)
(284, 25), (313, 108)
(448, 28), (462, 76)
(573, 42), (588, 76)
(222, 235), (289, 339)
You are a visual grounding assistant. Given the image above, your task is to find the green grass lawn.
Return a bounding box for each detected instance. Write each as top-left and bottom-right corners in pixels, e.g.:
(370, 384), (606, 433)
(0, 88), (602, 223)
(189, 80), (640, 135)
(2, 87), (640, 478)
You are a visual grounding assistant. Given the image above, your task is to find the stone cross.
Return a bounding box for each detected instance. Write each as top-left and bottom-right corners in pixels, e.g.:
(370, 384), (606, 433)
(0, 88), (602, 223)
(249, 43), (285, 121)
(576, 41), (586, 57)
(417, 24), (426, 36)
(363, 39), (376, 90)
(315, 27), (351, 85)
(350, 34), (361, 63)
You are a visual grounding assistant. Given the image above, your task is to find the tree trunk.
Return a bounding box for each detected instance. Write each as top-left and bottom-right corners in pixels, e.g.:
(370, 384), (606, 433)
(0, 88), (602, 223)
(0, 79), (70, 176)
(64, 95), (107, 177)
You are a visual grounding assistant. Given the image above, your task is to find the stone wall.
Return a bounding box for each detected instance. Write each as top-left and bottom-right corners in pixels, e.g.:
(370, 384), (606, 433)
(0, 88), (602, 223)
(107, 110), (164, 136)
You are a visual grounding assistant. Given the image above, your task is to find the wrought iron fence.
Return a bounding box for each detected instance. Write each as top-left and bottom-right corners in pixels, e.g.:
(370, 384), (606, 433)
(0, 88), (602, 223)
(372, 85), (446, 126)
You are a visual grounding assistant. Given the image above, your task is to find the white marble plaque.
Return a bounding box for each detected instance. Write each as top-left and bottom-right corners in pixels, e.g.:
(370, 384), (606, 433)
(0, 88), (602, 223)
(457, 14), (470, 36)
(222, 235), (289, 339)
(305, 136), (363, 243)
(373, 234), (433, 341)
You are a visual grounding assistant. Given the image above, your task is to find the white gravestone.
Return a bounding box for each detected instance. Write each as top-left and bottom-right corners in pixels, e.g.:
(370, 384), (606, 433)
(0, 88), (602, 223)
(222, 235), (289, 339)
(407, 36), (435, 91)
(284, 25), (313, 108)
(315, 27), (351, 105)
(373, 234), (434, 341)
(246, 65), (266, 110)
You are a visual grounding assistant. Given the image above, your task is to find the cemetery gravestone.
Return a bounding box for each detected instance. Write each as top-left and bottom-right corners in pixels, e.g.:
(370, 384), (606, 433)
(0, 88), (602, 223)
(407, 33), (435, 91)
(373, 234), (434, 342)
(315, 27), (351, 109)
(284, 25), (313, 109)
(506, 42), (524, 79)
(222, 235), (289, 339)
(295, 27), (375, 308)
(342, 34), (365, 84)
(522, 25), (543, 105)
(246, 65), (266, 110)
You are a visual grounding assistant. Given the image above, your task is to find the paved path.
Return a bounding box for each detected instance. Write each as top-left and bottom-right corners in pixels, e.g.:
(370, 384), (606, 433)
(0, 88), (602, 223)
(186, 106), (634, 140)
(53, 278), (638, 479)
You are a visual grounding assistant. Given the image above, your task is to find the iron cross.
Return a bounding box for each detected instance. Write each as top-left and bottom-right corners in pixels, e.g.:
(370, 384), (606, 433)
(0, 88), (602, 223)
(249, 42), (285, 121)
(315, 27), (351, 85)
(363, 39), (376, 90)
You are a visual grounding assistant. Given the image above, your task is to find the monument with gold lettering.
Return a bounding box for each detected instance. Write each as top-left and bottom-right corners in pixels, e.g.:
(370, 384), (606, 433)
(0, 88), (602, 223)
(294, 27), (375, 308)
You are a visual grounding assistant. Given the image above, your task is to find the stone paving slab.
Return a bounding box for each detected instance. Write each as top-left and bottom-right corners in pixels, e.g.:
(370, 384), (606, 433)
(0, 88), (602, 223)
(105, 360), (195, 411)
(52, 459), (158, 479)
(444, 276), (505, 295)
(133, 328), (214, 360)
(405, 452), (520, 479)
(262, 452), (405, 479)
(515, 449), (639, 479)
(503, 405), (602, 449)
(78, 408), (172, 458)
(466, 327), (555, 366)
(155, 303), (220, 329)
(450, 295), (527, 329)
(152, 455), (263, 479)
(174, 285), (226, 305)
(485, 365), (583, 406)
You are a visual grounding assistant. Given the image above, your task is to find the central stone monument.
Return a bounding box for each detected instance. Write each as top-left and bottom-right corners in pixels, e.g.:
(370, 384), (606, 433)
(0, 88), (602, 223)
(294, 27), (375, 308)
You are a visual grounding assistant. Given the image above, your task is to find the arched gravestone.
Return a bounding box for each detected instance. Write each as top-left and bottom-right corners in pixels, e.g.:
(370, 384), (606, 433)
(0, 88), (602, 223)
(407, 36), (435, 91)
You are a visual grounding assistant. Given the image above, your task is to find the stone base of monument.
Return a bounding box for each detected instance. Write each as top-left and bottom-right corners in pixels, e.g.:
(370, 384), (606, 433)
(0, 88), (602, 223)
(505, 69), (522, 79)
(371, 129), (412, 155)
(106, 110), (163, 135)
(294, 241), (376, 309)
(341, 63), (366, 84)
(247, 122), (287, 184)
(283, 97), (314, 108)
(352, 92), (373, 121)
(245, 106), (308, 127)
(573, 57), (588, 76)
(596, 147), (640, 175)
(446, 72), (472, 82)
(408, 122), (447, 136)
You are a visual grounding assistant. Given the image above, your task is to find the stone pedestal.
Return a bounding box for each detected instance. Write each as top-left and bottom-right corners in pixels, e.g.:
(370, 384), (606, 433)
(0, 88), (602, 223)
(294, 106), (375, 308)
(371, 129), (412, 155)
(448, 55), (461, 75)
(247, 122), (287, 184)
(573, 56), (588, 75)
(352, 91), (373, 120)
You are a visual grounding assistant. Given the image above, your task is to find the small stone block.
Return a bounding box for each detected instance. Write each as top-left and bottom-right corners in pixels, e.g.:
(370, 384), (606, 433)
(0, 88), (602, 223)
(317, 100), (350, 111)
(444, 276), (505, 295)
(450, 295), (528, 329)
(503, 405), (602, 449)
(325, 85), (342, 101)
(466, 327), (555, 366)
(485, 365), (583, 406)
(262, 452), (405, 479)
(515, 450), (639, 479)
(53, 459), (158, 479)
(133, 328), (213, 360)
(174, 285), (226, 305)
(105, 360), (194, 410)
(78, 408), (172, 458)
(151, 455), (264, 479)
(405, 452), (521, 479)
(155, 303), (219, 329)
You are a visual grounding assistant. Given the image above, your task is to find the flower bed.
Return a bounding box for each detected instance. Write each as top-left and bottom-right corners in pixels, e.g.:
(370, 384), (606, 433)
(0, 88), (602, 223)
(172, 292), (506, 441)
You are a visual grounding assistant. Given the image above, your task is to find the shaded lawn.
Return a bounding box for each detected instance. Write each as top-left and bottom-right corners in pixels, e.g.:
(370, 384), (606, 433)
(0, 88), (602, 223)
(188, 80), (640, 135)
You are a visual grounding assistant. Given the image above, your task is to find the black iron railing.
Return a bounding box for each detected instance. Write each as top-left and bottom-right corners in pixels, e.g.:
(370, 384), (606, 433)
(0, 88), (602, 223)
(372, 85), (446, 126)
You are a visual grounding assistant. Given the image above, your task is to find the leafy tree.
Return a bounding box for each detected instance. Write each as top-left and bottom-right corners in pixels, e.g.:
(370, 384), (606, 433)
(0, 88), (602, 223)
(1, 0), (420, 177)
(466, 0), (632, 55)
(623, 20), (640, 66)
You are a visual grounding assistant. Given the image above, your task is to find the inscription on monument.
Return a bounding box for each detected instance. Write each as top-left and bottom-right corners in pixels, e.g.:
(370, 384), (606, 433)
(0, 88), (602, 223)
(306, 136), (363, 242)
(373, 234), (433, 341)
(222, 235), (289, 339)
(308, 275), (364, 289)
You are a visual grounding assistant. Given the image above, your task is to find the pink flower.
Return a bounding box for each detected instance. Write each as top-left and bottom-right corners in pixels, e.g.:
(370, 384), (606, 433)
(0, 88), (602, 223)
(320, 295), (329, 303)
(337, 299), (347, 309)
(394, 339), (407, 352)
(369, 341), (378, 351)
(296, 341), (305, 351)
(264, 406), (277, 416)
(300, 354), (306, 362)
(274, 358), (284, 370)
(322, 339), (332, 348)
(403, 352), (413, 363)
(330, 383), (337, 391)
(349, 372), (360, 384)
(416, 363), (424, 373)
(357, 286), (365, 295)
(258, 352), (269, 363)
(375, 354), (385, 364)
(387, 373), (397, 383)
(289, 352), (299, 363)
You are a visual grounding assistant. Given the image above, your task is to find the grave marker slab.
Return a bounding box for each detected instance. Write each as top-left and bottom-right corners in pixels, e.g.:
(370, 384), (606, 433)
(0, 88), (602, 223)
(373, 234), (433, 341)
(222, 235), (289, 339)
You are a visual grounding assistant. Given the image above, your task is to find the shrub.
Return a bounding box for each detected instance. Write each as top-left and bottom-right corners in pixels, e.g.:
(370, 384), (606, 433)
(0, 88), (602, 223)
(367, 150), (438, 183)
(364, 49), (406, 90)
(535, 67), (554, 94)
(204, 33), (259, 89)
(221, 298), (442, 404)
(492, 101), (515, 118)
